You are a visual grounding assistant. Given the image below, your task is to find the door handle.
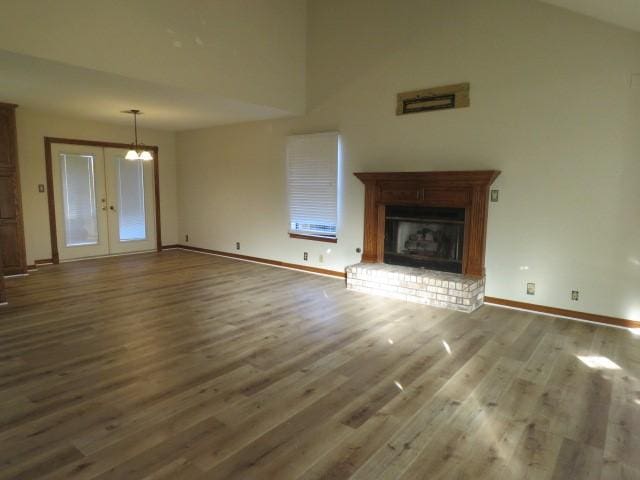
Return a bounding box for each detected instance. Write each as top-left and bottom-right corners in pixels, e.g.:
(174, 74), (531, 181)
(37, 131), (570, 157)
(109, 205), (116, 212)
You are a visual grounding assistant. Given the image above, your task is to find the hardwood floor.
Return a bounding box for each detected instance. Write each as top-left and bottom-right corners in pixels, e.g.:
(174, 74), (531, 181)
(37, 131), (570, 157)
(0, 250), (638, 479)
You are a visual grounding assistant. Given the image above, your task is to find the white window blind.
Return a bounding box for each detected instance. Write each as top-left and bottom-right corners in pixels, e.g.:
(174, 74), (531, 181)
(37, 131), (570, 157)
(286, 132), (339, 237)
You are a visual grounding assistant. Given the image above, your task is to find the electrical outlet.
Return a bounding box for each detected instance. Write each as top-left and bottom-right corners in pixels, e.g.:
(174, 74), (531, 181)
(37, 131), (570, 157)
(236, 242), (240, 250)
(38, 184), (45, 193)
(319, 254), (324, 263)
(490, 189), (499, 202)
(303, 252), (308, 261)
(526, 283), (536, 295)
(571, 290), (579, 301)
(185, 234), (189, 243)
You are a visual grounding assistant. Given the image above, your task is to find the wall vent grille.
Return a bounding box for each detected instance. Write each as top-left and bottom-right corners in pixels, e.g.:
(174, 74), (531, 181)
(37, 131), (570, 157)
(396, 83), (469, 116)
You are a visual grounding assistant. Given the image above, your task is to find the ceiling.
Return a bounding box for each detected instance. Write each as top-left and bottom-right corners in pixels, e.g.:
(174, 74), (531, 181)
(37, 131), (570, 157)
(0, 0), (306, 131)
(0, 49), (289, 131)
(0, 0), (638, 131)
(539, 0), (640, 33)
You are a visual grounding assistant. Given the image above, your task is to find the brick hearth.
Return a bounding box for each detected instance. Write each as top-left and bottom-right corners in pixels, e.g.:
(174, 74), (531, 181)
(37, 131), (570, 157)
(346, 263), (485, 313)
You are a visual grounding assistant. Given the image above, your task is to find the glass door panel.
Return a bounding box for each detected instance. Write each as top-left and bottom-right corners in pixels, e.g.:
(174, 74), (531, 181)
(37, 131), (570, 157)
(117, 157), (147, 241)
(104, 148), (156, 254)
(60, 154), (99, 246)
(52, 145), (109, 260)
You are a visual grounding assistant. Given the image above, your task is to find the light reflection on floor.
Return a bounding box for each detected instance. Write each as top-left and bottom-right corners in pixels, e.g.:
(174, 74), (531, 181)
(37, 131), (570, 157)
(576, 355), (621, 370)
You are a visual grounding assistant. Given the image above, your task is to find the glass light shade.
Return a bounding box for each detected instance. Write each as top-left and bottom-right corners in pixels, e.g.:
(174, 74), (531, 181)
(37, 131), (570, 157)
(139, 150), (153, 161)
(125, 149), (140, 160)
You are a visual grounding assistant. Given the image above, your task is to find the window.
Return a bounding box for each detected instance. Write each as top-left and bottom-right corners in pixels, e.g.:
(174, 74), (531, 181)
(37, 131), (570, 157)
(286, 132), (339, 239)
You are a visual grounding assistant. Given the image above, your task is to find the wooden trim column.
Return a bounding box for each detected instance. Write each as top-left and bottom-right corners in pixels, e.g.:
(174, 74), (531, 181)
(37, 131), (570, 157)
(465, 184), (491, 276)
(0, 102), (27, 275)
(361, 179), (378, 263)
(0, 250), (6, 303)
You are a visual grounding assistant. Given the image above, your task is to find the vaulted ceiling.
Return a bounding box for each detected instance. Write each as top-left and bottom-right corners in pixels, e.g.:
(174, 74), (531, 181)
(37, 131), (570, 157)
(0, 0), (306, 130)
(539, 0), (640, 33)
(0, 0), (638, 131)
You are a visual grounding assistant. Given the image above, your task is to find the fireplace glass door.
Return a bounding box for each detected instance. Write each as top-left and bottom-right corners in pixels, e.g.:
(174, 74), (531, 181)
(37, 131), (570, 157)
(384, 205), (465, 273)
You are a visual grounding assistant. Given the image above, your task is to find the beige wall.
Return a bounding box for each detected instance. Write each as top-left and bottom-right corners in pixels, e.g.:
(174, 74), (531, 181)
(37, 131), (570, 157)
(177, 0), (640, 322)
(16, 108), (178, 265)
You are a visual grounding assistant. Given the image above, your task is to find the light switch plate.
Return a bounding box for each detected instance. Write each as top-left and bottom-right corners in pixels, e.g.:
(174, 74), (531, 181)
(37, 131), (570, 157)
(490, 189), (499, 202)
(38, 184), (45, 193)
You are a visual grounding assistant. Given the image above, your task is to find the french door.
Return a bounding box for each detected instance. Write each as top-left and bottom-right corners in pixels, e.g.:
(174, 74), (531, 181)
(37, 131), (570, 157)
(51, 144), (156, 261)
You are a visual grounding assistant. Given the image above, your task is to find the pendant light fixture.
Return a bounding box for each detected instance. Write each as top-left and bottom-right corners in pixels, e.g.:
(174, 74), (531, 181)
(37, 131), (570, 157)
(123, 109), (153, 161)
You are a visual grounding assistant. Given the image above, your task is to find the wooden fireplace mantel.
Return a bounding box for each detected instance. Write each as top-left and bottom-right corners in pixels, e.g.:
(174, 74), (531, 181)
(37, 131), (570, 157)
(354, 170), (500, 277)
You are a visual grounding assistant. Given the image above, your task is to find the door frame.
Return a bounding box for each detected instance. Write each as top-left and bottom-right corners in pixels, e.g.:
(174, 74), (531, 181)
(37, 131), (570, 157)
(44, 137), (162, 264)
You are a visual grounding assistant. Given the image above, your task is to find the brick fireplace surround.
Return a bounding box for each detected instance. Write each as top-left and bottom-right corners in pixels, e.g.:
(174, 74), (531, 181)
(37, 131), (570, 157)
(347, 170), (500, 313)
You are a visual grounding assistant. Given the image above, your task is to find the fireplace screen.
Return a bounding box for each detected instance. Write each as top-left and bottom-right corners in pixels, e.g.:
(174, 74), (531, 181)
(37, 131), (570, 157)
(384, 205), (465, 273)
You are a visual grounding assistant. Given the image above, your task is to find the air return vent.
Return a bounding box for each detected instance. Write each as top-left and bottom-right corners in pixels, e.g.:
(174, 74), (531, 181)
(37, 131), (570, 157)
(396, 83), (470, 115)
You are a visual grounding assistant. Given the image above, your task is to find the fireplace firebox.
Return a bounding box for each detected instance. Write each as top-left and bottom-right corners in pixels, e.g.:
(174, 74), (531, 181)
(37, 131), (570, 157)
(384, 205), (465, 273)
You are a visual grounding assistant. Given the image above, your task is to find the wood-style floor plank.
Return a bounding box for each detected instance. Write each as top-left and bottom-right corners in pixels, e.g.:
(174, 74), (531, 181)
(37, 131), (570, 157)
(0, 250), (638, 479)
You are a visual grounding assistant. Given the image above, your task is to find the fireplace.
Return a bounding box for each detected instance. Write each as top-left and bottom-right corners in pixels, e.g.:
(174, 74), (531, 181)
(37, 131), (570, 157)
(384, 205), (465, 273)
(352, 170), (500, 277)
(347, 170), (500, 313)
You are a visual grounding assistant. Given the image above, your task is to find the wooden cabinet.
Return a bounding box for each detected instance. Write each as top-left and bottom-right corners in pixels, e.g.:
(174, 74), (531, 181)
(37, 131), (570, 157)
(0, 103), (27, 276)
